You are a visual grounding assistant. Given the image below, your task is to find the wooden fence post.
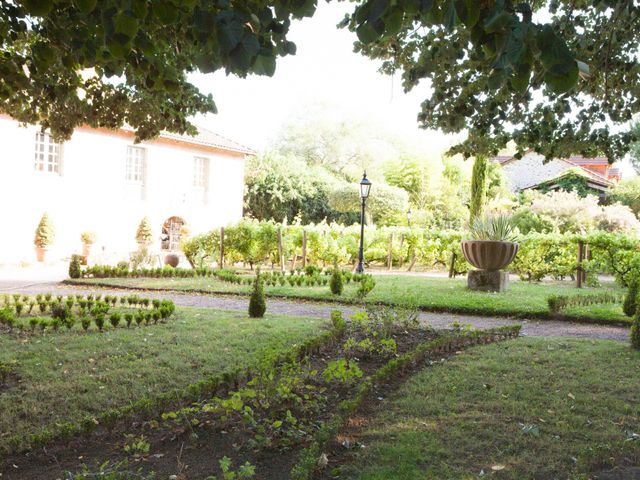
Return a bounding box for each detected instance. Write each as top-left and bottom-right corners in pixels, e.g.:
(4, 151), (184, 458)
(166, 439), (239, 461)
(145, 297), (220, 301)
(577, 240), (584, 288)
(302, 230), (307, 269)
(219, 227), (225, 269)
(407, 247), (417, 272)
(387, 233), (393, 271)
(277, 227), (285, 272)
(399, 234), (405, 268)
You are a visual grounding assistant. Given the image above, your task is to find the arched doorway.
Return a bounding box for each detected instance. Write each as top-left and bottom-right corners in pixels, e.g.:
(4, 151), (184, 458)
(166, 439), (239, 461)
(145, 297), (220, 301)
(161, 216), (186, 251)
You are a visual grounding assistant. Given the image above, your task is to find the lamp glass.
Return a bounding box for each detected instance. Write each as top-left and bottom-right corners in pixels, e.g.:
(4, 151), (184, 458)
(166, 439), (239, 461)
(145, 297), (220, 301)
(359, 174), (372, 199)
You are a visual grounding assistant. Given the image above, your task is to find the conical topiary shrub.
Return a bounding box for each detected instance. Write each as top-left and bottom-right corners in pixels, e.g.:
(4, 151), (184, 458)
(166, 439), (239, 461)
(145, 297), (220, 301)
(624, 280), (639, 317)
(34, 213), (55, 248)
(135, 217), (154, 246)
(330, 265), (343, 295)
(68, 254), (82, 279)
(248, 270), (266, 318)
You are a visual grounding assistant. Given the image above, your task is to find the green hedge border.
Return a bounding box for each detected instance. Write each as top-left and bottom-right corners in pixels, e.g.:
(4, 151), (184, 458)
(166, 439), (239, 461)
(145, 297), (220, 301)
(2, 314), (347, 455)
(289, 325), (522, 479)
(63, 280), (632, 328)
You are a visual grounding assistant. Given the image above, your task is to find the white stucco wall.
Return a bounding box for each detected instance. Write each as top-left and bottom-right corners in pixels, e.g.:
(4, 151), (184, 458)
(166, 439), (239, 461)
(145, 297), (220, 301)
(0, 117), (246, 265)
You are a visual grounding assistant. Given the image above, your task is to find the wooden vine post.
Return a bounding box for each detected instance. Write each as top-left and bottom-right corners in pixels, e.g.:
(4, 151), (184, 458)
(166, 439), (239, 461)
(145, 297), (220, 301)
(219, 227), (225, 269)
(448, 252), (457, 278)
(302, 230), (307, 268)
(277, 227), (285, 272)
(387, 233), (393, 271)
(577, 240), (585, 288)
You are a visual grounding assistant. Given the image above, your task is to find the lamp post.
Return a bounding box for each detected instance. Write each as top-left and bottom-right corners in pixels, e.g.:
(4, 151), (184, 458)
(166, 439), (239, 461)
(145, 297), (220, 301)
(356, 171), (372, 274)
(407, 208), (412, 227)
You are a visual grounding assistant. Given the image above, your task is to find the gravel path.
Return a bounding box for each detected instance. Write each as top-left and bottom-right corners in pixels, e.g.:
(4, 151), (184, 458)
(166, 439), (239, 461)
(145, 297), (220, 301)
(0, 280), (630, 342)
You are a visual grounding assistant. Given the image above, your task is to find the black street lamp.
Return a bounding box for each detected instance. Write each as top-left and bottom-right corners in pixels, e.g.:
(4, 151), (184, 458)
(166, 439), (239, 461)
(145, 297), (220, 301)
(407, 208), (412, 227)
(356, 171), (372, 274)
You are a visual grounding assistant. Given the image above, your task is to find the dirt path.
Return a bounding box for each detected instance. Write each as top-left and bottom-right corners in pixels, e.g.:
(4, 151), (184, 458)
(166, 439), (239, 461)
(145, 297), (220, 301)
(0, 280), (630, 342)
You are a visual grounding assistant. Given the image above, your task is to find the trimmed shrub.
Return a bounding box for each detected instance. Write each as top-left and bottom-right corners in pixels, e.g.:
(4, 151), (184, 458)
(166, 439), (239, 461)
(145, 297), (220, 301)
(330, 266), (344, 295)
(356, 274), (376, 299)
(34, 212), (55, 248)
(248, 271), (266, 318)
(68, 254), (82, 279)
(624, 280), (639, 317)
(632, 314), (640, 350)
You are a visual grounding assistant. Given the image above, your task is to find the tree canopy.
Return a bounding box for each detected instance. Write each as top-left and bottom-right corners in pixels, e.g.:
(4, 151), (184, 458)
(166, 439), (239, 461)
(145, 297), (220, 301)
(1, 0), (638, 158)
(345, 0), (640, 161)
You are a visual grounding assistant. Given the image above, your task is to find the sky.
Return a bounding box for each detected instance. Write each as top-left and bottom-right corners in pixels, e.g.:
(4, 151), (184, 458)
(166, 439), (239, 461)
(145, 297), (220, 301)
(188, 1), (460, 156)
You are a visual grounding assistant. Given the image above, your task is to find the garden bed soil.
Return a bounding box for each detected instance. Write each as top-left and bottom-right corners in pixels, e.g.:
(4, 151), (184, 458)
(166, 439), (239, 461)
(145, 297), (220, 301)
(0, 327), (447, 480)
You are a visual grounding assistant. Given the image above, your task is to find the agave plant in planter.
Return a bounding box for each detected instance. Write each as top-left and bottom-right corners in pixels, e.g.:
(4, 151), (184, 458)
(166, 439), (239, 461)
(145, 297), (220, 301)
(461, 215), (519, 292)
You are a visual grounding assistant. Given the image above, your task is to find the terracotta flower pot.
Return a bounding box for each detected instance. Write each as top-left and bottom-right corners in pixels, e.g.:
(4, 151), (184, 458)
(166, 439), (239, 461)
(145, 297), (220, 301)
(82, 243), (93, 258)
(35, 246), (48, 262)
(461, 240), (519, 271)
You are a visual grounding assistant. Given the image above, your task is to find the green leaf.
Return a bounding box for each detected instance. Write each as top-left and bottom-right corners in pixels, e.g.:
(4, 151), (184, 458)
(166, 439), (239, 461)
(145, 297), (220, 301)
(356, 21), (381, 44)
(114, 12), (139, 40)
(443, 0), (458, 31)
(253, 54), (276, 76)
(455, 0), (480, 28)
(73, 0), (97, 14)
(383, 8), (404, 35)
(544, 62), (578, 94)
(19, 0), (53, 16)
(153, 1), (178, 24)
(510, 63), (531, 93)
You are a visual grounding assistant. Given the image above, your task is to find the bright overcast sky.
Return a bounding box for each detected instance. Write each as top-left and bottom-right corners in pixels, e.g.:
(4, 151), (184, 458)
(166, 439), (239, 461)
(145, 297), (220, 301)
(189, 1), (460, 155)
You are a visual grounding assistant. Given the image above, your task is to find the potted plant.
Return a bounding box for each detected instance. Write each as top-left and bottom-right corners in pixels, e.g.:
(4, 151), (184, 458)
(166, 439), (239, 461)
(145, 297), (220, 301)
(80, 230), (97, 259)
(135, 217), (154, 250)
(461, 215), (519, 292)
(34, 213), (55, 262)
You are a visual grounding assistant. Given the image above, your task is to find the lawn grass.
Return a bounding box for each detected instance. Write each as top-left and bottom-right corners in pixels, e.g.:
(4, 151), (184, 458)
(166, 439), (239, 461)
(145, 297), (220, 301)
(68, 275), (630, 325)
(0, 307), (327, 452)
(336, 338), (640, 480)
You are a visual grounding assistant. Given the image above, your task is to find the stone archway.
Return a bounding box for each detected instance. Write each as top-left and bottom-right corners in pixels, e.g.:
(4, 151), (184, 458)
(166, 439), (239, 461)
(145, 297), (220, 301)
(161, 216), (186, 251)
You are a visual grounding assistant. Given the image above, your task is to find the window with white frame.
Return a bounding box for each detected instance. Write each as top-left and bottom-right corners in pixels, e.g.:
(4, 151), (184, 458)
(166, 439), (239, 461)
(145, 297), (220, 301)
(34, 132), (62, 174)
(126, 146), (146, 183)
(193, 156), (209, 189)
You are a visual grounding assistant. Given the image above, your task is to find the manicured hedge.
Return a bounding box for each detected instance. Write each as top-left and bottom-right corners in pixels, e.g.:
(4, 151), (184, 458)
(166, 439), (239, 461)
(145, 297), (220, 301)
(181, 220), (640, 284)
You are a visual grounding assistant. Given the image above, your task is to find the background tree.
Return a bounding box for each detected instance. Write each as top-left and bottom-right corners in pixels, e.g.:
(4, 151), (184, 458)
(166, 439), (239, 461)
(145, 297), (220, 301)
(629, 120), (640, 173)
(5, 1), (637, 162)
(244, 153), (351, 223)
(469, 156), (488, 222)
(0, 0), (313, 141)
(328, 183), (409, 225)
(609, 177), (640, 216)
(345, 1), (640, 161)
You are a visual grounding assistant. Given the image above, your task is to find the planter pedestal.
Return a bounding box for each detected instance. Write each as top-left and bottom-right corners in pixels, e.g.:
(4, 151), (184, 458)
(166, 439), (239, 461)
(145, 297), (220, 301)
(467, 270), (509, 292)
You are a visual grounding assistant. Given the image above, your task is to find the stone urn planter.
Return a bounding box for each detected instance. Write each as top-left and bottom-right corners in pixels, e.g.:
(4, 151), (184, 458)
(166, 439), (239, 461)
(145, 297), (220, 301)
(461, 240), (519, 292)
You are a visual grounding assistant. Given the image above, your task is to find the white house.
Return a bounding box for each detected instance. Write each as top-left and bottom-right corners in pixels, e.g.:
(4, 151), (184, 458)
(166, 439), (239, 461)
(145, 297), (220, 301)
(494, 151), (619, 195)
(0, 115), (253, 265)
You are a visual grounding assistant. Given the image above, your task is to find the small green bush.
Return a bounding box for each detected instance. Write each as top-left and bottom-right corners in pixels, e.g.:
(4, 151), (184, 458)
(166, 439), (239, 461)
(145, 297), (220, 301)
(109, 312), (121, 328)
(624, 280), (639, 317)
(356, 274), (376, 299)
(248, 271), (266, 318)
(632, 314), (640, 350)
(330, 266), (344, 295)
(68, 254), (82, 279)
